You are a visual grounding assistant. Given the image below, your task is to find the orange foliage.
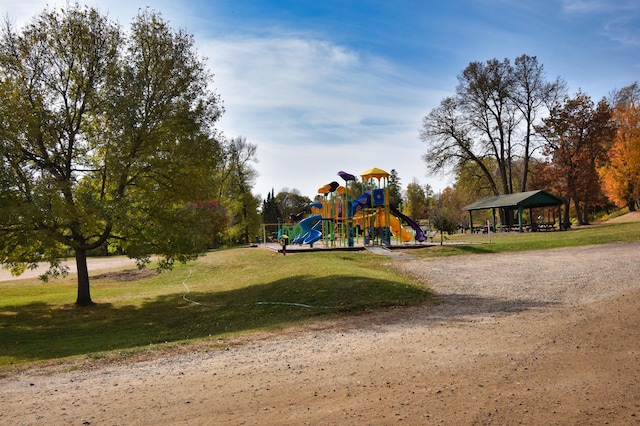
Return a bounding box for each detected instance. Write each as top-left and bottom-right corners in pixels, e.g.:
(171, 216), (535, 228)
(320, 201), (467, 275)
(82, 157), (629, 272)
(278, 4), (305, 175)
(599, 103), (640, 209)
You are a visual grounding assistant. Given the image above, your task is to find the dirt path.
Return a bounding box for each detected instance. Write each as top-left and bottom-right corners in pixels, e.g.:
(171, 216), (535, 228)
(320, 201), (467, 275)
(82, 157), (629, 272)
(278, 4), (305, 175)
(2, 241), (640, 425)
(0, 256), (141, 282)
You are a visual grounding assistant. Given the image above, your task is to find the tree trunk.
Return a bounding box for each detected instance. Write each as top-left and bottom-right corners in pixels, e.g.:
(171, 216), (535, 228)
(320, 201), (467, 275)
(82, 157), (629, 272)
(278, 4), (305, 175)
(563, 201), (571, 229)
(581, 203), (590, 225)
(574, 199), (585, 226)
(75, 248), (94, 306)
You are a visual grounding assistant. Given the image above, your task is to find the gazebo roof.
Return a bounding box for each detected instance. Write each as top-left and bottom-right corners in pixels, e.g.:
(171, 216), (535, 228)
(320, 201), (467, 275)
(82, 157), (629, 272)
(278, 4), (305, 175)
(462, 190), (565, 211)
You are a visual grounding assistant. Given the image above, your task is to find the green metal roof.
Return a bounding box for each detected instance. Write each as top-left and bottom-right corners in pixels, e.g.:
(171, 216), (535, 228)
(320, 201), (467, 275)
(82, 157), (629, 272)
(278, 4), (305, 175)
(462, 190), (565, 211)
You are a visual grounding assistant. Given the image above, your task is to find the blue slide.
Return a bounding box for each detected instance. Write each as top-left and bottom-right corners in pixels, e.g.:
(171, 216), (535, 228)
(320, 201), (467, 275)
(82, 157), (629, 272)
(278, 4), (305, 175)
(298, 214), (323, 245)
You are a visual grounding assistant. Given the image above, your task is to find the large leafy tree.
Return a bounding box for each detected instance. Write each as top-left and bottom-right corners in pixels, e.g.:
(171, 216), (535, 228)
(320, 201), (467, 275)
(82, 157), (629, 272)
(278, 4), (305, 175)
(420, 54), (564, 196)
(536, 92), (617, 225)
(0, 6), (224, 305)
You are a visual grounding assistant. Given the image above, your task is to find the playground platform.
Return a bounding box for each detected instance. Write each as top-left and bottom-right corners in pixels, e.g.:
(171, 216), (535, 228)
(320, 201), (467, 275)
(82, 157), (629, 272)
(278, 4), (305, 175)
(257, 240), (436, 255)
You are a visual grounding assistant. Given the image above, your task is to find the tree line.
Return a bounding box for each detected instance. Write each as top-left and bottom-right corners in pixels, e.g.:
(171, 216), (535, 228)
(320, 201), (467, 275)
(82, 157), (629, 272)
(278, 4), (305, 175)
(419, 54), (639, 227)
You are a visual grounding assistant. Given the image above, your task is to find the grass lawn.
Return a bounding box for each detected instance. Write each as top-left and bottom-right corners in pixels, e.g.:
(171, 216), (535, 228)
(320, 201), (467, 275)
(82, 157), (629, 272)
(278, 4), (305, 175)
(403, 220), (640, 257)
(0, 248), (434, 370)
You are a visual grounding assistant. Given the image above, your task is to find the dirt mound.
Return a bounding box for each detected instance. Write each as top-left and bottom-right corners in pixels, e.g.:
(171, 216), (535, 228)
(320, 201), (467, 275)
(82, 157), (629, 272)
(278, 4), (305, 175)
(92, 268), (156, 281)
(605, 210), (640, 223)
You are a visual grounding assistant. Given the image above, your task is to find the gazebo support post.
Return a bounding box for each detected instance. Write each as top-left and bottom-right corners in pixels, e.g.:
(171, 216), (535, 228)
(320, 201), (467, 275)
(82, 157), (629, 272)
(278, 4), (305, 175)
(492, 208), (497, 232)
(558, 204), (563, 230)
(518, 206), (524, 232)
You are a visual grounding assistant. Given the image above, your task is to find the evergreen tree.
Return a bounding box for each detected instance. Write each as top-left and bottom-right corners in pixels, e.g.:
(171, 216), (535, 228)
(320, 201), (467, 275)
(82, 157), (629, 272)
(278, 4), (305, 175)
(388, 169), (403, 208)
(262, 189), (280, 224)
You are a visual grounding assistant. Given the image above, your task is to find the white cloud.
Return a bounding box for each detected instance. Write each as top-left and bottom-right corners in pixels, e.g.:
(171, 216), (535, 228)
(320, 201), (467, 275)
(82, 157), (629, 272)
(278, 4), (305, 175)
(561, 0), (624, 13)
(602, 15), (640, 47)
(201, 35), (446, 198)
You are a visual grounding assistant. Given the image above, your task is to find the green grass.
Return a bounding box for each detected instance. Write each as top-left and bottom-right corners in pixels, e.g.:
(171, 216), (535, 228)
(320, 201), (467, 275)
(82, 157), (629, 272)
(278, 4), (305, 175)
(404, 220), (640, 258)
(0, 249), (433, 370)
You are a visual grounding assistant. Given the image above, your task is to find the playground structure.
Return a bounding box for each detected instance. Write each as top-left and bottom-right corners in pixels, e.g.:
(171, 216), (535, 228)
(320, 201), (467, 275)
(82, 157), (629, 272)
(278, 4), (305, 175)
(265, 168), (427, 249)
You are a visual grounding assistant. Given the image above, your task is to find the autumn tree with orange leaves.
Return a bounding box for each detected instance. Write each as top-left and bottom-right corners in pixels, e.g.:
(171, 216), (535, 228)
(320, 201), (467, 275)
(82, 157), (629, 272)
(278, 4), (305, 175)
(536, 92), (617, 225)
(598, 83), (640, 211)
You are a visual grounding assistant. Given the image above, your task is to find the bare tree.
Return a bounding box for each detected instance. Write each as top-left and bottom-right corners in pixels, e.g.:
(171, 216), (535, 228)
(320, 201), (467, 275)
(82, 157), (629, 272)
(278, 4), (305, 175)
(420, 55), (566, 197)
(512, 55), (567, 191)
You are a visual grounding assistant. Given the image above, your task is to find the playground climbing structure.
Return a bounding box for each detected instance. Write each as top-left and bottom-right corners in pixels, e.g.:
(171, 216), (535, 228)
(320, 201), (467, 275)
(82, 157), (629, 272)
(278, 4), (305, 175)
(268, 168), (427, 248)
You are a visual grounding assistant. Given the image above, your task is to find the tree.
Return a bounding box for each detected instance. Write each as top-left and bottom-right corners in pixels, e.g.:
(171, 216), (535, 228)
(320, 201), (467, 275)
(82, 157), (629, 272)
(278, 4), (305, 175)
(599, 83), (640, 211)
(453, 160), (498, 200)
(387, 169), (402, 208)
(0, 6), (224, 305)
(274, 189), (312, 223)
(429, 190), (459, 245)
(404, 179), (428, 220)
(261, 189), (280, 224)
(217, 136), (260, 245)
(609, 82), (640, 107)
(420, 55), (565, 197)
(512, 55), (566, 192)
(345, 177), (376, 201)
(536, 92), (617, 225)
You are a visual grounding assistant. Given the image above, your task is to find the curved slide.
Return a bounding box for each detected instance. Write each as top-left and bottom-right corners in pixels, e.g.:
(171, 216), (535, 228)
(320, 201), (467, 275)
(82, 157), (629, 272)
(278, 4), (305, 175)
(298, 214), (323, 245)
(390, 205), (427, 242)
(386, 214), (413, 242)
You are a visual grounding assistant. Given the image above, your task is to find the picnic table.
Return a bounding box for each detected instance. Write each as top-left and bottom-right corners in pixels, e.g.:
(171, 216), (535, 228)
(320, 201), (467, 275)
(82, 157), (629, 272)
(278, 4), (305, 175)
(497, 224), (532, 232)
(534, 222), (556, 231)
(472, 225), (489, 234)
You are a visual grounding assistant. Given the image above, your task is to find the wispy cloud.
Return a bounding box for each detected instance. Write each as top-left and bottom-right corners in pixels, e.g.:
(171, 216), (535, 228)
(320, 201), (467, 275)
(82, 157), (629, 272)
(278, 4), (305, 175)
(201, 35), (443, 196)
(562, 0), (640, 47)
(561, 0), (628, 13)
(203, 35), (437, 144)
(602, 15), (640, 46)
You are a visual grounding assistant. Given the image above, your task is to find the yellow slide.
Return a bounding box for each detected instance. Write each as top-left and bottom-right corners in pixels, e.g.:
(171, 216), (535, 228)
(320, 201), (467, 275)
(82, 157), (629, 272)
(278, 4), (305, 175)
(382, 213), (413, 242)
(352, 210), (413, 242)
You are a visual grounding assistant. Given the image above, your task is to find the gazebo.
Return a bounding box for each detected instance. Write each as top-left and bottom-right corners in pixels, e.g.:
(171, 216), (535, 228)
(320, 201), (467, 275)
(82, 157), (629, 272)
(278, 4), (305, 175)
(462, 190), (566, 232)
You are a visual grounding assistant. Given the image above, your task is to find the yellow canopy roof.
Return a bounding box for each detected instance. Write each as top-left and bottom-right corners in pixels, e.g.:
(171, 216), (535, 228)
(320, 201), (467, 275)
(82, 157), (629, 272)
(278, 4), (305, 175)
(360, 167), (389, 180)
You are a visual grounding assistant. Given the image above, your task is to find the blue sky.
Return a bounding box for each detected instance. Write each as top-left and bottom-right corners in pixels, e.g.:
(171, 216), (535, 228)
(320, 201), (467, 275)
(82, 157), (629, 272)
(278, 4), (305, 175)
(2, 0), (639, 199)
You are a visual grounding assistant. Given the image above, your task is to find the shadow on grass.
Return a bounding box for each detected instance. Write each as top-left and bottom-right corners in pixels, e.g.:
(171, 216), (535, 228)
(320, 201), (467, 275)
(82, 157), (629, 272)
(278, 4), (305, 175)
(1, 274), (433, 363)
(445, 245), (495, 255)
